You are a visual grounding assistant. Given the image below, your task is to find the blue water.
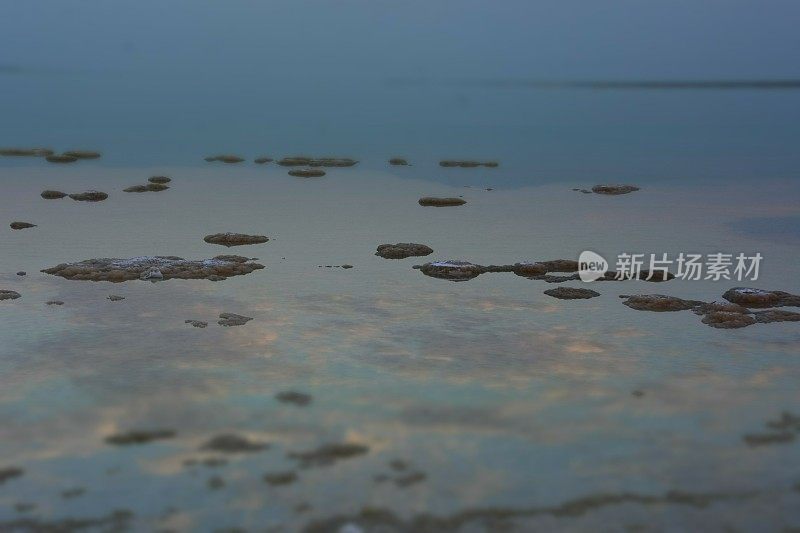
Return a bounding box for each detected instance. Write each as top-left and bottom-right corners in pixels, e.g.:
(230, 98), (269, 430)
(3, 0), (800, 186)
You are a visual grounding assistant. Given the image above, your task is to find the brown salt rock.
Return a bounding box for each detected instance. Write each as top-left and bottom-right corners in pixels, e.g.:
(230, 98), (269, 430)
(185, 320), (208, 328)
(289, 168), (326, 178)
(105, 429), (175, 445)
(45, 154), (78, 163)
(439, 160), (498, 168)
(621, 294), (705, 312)
(10, 222), (36, 230)
(69, 190), (108, 202)
(218, 313), (253, 327)
(722, 287), (800, 308)
(511, 262), (549, 277)
(254, 157), (273, 164)
(375, 243), (433, 259)
(693, 301), (750, 315)
(0, 147), (53, 157)
(278, 157), (357, 167)
(539, 259), (580, 273)
(288, 443), (369, 468)
(0, 290), (22, 301)
(753, 309), (800, 324)
(63, 150), (101, 159)
(544, 287), (601, 300)
(701, 311), (757, 329)
(417, 260), (486, 282)
(276, 391), (312, 407)
(0, 467), (24, 484)
(592, 184), (640, 195)
(148, 176), (171, 184)
(418, 197), (466, 207)
(41, 190), (68, 199)
(204, 233), (269, 247)
(205, 155), (245, 163)
(42, 256), (264, 282)
(201, 434), (269, 453)
(389, 158), (409, 166)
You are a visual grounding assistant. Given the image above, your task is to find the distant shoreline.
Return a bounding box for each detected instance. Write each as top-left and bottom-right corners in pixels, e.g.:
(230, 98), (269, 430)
(389, 78), (800, 90)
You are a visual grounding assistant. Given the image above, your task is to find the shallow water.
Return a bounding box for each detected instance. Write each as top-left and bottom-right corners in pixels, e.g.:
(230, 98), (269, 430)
(3, 1), (800, 530)
(1, 162), (799, 531)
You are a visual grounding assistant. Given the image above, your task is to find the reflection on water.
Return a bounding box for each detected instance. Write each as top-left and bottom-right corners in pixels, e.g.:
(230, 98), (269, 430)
(1, 165), (799, 530)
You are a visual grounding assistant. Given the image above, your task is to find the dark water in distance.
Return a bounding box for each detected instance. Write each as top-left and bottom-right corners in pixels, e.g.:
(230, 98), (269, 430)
(3, 0), (800, 187)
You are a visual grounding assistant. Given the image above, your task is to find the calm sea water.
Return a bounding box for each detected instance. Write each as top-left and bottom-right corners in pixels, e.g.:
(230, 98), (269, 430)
(2, 2), (800, 532)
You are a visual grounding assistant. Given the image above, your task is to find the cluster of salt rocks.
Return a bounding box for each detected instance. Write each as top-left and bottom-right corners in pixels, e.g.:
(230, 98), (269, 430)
(414, 258), (672, 284)
(40, 190), (108, 202)
(0, 148), (101, 163)
(620, 288), (800, 329)
(124, 176), (171, 193)
(204, 154), (358, 178)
